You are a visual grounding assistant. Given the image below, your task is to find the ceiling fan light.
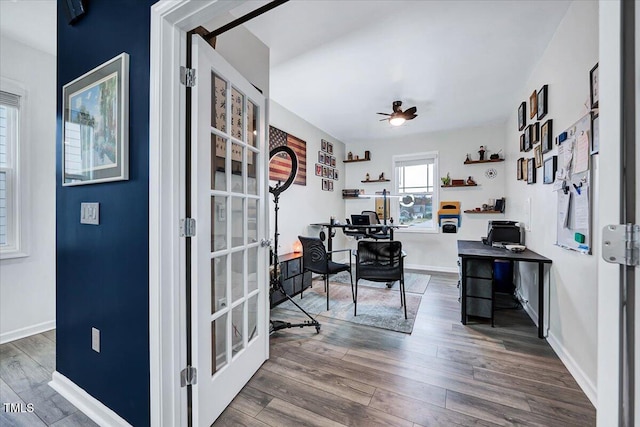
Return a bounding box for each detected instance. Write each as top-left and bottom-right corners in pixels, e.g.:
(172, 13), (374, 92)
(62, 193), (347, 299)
(389, 116), (406, 126)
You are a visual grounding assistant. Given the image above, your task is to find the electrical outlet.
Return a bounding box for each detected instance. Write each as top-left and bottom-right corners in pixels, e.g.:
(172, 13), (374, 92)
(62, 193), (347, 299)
(92, 327), (100, 353)
(81, 203), (100, 225)
(217, 298), (227, 310)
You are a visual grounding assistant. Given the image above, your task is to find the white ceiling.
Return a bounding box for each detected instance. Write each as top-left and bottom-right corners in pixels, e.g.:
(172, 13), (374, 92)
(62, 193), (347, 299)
(0, 0), (57, 56)
(232, 0), (571, 143)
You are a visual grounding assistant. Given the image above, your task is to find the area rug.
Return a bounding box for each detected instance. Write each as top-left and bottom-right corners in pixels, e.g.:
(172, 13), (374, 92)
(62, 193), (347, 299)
(276, 281), (422, 334)
(331, 271), (431, 294)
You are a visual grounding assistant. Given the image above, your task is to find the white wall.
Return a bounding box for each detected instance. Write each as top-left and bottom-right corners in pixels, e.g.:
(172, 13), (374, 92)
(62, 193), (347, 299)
(346, 123), (506, 271)
(269, 101), (348, 255)
(504, 1), (598, 404)
(0, 36), (56, 342)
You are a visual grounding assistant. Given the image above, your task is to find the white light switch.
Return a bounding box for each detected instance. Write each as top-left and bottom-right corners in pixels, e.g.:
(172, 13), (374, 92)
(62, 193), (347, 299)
(81, 202), (100, 225)
(92, 327), (100, 353)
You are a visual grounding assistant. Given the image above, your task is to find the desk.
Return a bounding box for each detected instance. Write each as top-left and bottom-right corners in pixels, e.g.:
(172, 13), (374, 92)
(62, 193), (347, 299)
(311, 223), (400, 257)
(457, 240), (552, 338)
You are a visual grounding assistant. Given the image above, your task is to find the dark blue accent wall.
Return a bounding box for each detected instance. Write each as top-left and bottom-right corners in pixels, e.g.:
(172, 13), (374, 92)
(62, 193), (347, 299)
(56, 1), (156, 426)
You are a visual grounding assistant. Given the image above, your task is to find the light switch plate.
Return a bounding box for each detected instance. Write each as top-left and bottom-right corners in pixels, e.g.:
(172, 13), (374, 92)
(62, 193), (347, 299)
(81, 202), (100, 225)
(91, 327), (100, 353)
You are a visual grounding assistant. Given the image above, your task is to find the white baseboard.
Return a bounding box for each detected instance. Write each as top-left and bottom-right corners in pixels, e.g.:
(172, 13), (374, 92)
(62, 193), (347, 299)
(49, 372), (133, 427)
(515, 290), (539, 325)
(404, 263), (458, 274)
(546, 333), (598, 408)
(0, 320), (55, 344)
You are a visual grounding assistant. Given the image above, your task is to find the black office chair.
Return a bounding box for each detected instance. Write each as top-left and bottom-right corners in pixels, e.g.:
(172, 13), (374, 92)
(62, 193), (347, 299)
(342, 218), (367, 240)
(354, 240), (407, 319)
(361, 210), (390, 240)
(298, 236), (354, 310)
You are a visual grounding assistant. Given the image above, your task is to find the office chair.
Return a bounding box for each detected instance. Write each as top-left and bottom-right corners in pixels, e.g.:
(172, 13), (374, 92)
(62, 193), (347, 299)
(361, 210), (390, 240)
(342, 218), (367, 240)
(354, 240), (407, 319)
(298, 236), (354, 310)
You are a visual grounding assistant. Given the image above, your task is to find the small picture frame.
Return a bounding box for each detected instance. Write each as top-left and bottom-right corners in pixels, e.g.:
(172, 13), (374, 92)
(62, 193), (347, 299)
(322, 166), (328, 177)
(328, 180), (334, 191)
(517, 158), (524, 180)
(537, 84), (548, 120)
(527, 158), (536, 184)
(591, 114), (599, 154)
(334, 170), (339, 181)
(322, 179), (328, 191)
(518, 101), (526, 131)
(522, 156), (528, 181)
(331, 156), (336, 167)
(590, 63), (599, 109)
(327, 142), (334, 155)
(63, 53), (129, 186)
(534, 144), (543, 168)
(328, 168), (334, 179)
(524, 125), (532, 151)
(325, 154), (332, 165)
(529, 90), (537, 119)
(520, 133), (525, 152)
(318, 151), (325, 164)
(315, 163), (322, 176)
(541, 119), (553, 154)
(543, 156), (557, 184)
(531, 122), (540, 143)
(321, 139), (328, 152)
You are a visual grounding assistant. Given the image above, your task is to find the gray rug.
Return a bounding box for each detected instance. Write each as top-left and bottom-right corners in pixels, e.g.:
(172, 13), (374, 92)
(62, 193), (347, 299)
(276, 281), (422, 334)
(331, 271), (431, 294)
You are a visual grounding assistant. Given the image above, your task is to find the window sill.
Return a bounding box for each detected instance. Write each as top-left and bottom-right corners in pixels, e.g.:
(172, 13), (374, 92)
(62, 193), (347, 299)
(0, 249), (29, 260)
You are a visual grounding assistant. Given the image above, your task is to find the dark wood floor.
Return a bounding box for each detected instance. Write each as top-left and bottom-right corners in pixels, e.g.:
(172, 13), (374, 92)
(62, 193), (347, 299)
(215, 272), (596, 426)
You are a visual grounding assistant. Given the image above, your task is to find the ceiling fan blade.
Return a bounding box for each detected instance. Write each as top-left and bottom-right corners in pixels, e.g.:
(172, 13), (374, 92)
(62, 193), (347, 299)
(376, 112), (392, 116)
(403, 106), (417, 116)
(405, 114), (418, 120)
(379, 118), (390, 121)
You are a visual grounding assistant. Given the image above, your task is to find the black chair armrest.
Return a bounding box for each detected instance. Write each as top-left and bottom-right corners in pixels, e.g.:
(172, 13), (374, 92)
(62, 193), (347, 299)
(327, 248), (353, 265)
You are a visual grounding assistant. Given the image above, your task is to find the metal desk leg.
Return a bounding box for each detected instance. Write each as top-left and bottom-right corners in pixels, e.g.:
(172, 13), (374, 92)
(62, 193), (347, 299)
(538, 262), (544, 338)
(326, 225), (333, 260)
(461, 258), (467, 324)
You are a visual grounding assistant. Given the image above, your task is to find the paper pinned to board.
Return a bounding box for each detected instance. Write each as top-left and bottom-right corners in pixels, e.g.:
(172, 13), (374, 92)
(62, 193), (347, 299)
(573, 185), (589, 229)
(573, 131), (590, 174)
(558, 190), (571, 228)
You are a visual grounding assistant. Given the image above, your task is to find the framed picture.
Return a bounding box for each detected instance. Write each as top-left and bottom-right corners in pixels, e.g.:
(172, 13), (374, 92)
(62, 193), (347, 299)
(328, 168), (334, 179)
(517, 158), (524, 180)
(524, 125), (532, 151)
(532, 122), (540, 143)
(527, 158), (536, 184)
(322, 166), (328, 177)
(590, 63), (599, 109)
(537, 84), (548, 120)
(322, 179), (328, 191)
(315, 163), (322, 176)
(518, 102), (526, 131)
(328, 180), (334, 191)
(334, 170), (339, 181)
(534, 144), (543, 168)
(318, 151), (325, 164)
(321, 139), (328, 152)
(331, 156), (336, 167)
(541, 119), (553, 154)
(591, 114), (599, 154)
(520, 134), (525, 152)
(529, 90), (537, 119)
(327, 142), (334, 155)
(325, 154), (332, 165)
(543, 156), (557, 184)
(522, 156), (528, 181)
(63, 53), (129, 185)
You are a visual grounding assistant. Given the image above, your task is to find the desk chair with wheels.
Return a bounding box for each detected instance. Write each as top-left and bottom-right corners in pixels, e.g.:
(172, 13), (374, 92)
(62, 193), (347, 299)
(298, 236), (354, 310)
(342, 218), (367, 240)
(360, 210), (391, 240)
(354, 240), (407, 319)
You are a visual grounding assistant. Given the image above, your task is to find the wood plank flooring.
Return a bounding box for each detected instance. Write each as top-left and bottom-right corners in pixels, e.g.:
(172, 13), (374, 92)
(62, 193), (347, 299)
(216, 272), (596, 426)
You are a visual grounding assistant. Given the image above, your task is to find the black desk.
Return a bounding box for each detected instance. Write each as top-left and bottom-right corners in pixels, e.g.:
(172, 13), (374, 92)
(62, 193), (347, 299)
(457, 240), (552, 338)
(311, 223), (400, 257)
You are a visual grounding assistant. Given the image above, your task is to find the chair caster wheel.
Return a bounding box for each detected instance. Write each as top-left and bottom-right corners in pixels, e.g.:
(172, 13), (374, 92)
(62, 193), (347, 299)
(386, 282), (393, 288)
(315, 326), (321, 333)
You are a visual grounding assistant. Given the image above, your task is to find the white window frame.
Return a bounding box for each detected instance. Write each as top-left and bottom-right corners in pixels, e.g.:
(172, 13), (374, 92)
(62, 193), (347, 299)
(392, 151), (439, 234)
(0, 78), (29, 259)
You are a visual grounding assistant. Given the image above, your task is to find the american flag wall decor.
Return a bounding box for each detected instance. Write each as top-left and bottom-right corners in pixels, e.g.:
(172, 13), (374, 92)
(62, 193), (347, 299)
(269, 126), (307, 186)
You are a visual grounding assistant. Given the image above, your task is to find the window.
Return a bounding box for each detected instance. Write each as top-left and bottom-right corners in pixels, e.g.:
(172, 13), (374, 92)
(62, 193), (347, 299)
(0, 89), (21, 255)
(393, 152), (438, 232)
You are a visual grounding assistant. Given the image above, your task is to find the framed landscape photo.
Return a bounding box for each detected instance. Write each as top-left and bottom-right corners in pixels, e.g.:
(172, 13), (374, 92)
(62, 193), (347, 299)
(518, 101), (526, 131)
(541, 119), (553, 153)
(537, 84), (548, 120)
(534, 144), (543, 168)
(590, 63), (599, 109)
(63, 53), (129, 185)
(527, 158), (536, 184)
(529, 90), (537, 119)
(543, 155), (557, 184)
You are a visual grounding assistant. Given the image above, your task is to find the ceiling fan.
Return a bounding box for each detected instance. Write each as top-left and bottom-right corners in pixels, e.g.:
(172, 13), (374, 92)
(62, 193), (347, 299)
(377, 101), (418, 126)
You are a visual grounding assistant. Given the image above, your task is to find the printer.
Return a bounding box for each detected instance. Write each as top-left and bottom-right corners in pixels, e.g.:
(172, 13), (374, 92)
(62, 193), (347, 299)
(484, 221), (524, 247)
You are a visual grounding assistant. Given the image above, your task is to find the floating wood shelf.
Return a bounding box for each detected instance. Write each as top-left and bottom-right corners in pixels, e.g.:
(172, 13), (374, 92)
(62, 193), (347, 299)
(441, 184), (478, 188)
(361, 179), (390, 183)
(342, 196), (361, 199)
(464, 210), (503, 214)
(344, 158), (370, 163)
(464, 159), (504, 164)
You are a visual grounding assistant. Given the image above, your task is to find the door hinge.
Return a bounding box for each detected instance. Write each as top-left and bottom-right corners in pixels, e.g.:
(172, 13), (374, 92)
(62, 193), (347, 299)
(180, 366), (197, 387)
(602, 224), (639, 266)
(180, 66), (196, 87)
(180, 218), (196, 237)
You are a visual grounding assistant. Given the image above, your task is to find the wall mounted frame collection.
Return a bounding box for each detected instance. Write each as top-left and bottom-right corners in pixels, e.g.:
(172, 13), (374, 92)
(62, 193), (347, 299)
(317, 138), (338, 191)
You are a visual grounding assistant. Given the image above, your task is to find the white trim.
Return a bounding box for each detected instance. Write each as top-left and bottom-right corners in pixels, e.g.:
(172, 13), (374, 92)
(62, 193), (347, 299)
(49, 372), (133, 427)
(404, 263), (458, 274)
(149, 2), (251, 426)
(0, 320), (55, 344)
(515, 288), (539, 326)
(547, 332), (598, 408)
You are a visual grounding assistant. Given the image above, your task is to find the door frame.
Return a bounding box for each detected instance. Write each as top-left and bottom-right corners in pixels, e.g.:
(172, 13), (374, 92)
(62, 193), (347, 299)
(149, 2), (252, 426)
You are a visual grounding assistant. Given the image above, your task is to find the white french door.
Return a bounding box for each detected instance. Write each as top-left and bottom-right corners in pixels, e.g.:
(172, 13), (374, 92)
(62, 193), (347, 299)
(190, 34), (268, 425)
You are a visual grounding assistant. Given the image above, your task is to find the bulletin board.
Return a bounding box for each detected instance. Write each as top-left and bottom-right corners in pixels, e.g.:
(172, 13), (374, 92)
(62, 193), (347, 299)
(554, 113), (592, 254)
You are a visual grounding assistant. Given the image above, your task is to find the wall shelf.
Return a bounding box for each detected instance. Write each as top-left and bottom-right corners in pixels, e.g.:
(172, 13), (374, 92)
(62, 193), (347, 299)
(464, 210), (503, 214)
(463, 159), (504, 164)
(342, 196), (361, 199)
(344, 158), (370, 163)
(441, 184), (478, 188)
(361, 179), (390, 183)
